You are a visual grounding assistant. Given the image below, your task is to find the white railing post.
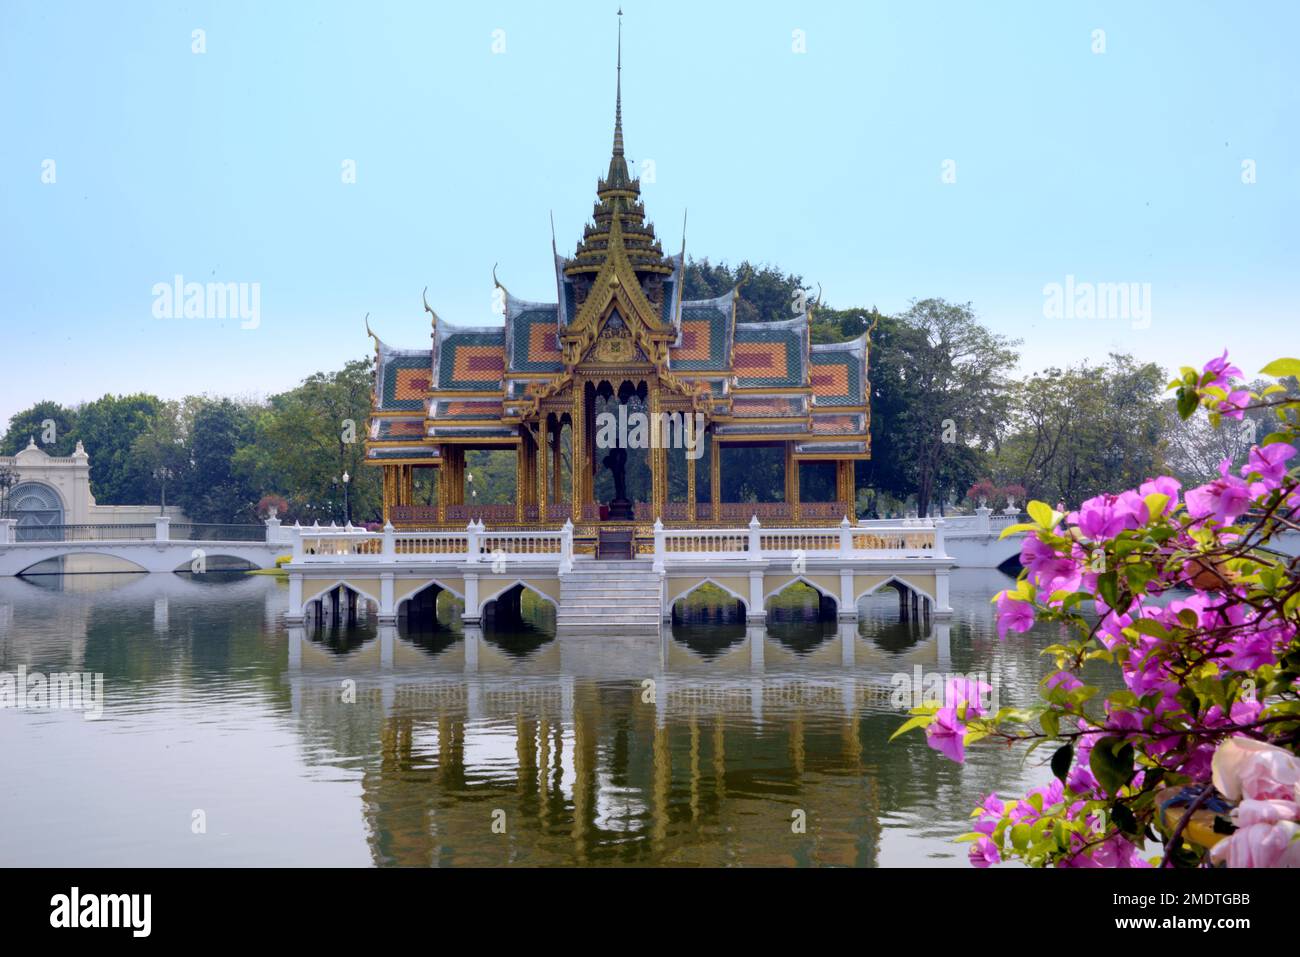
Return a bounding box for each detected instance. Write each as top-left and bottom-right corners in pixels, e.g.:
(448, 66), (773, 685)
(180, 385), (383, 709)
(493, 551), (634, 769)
(748, 515), (762, 561)
(290, 522), (303, 561)
(975, 505), (992, 534)
(560, 519), (574, 575)
(0, 518), (15, 545)
(154, 515), (170, 543)
(466, 520), (480, 563)
(933, 517), (947, 559)
(264, 511), (281, 543)
(653, 518), (665, 573)
(839, 516), (851, 555)
(382, 521), (395, 559)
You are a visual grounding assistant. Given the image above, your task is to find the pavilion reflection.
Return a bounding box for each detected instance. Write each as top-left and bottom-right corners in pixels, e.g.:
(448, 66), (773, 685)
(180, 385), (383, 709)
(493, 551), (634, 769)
(283, 618), (954, 866)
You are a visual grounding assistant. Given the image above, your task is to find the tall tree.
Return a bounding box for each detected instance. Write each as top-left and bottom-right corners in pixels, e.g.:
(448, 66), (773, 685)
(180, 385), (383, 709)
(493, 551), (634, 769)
(995, 354), (1167, 507)
(235, 358), (380, 524)
(175, 398), (258, 523)
(2, 400), (80, 456)
(886, 299), (1018, 516)
(73, 393), (164, 503)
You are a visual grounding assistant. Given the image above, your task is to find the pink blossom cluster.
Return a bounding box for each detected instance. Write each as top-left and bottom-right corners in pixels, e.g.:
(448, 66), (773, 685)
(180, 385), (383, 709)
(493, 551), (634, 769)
(1209, 738), (1300, 867)
(923, 352), (1300, 867)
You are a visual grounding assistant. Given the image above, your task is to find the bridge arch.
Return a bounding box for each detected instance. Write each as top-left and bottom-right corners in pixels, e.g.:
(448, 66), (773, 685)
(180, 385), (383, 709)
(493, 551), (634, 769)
(764, 574), (837, 621)
(303, 578), (381, 611)
(668, 577), (749, 617)
(855, 575), (935, 606)
(477, 579), (559, 620)
(397, 578), (464, 619)
(13, 550), (149, 576)
(764, 575), (838, 614)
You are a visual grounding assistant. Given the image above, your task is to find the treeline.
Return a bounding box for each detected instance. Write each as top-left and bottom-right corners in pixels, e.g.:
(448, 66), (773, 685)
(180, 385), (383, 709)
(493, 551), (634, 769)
(4, 257), (1287, 523)
(2, 363), (378, 524)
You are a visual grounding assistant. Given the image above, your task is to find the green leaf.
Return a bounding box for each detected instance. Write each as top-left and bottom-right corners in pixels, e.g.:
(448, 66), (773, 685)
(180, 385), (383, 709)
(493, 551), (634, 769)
(1089, 737), (1135, 796)
(1259, 358), (1300, 378)
(1027, 500), (1056, 529)
(1010, 823), (1031, 851)
(1111, 803), (1139, 835)
(998, 522), (1038, 540)
(1097, 570), (1119, 610)
(1050, 743), (1073, 783)
(889, 714), (931, 741)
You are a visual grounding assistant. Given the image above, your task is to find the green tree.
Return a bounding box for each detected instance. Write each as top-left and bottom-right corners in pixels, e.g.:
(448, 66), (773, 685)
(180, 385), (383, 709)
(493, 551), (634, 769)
(130, 399), (192, 512)
(995, 354), (1168, 507)
(885, 300), (1018, 517)
(2, 400), (80, 456)
(175, 398), (258, 523)
(74, 393), (164, 503)
(236, 358), (379, 524)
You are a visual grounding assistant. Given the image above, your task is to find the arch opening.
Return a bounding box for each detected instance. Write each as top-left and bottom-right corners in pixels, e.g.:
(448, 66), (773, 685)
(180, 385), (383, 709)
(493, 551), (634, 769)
(669, 579), (747, 626)
(9, 482), (64, 541)
(765, 578), (837, 622)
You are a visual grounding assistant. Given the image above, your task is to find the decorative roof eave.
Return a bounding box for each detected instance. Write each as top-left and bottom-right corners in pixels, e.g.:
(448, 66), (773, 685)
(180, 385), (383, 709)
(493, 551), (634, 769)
(425, 390), (506, 400)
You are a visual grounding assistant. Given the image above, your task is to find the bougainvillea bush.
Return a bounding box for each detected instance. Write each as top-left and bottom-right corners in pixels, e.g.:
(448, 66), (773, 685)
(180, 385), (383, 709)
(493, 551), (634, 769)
(896, 353), (1300, 867)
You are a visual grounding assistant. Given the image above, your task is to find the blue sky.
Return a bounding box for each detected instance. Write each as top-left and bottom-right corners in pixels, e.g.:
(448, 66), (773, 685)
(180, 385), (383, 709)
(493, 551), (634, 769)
(2, 0), (1296, 425)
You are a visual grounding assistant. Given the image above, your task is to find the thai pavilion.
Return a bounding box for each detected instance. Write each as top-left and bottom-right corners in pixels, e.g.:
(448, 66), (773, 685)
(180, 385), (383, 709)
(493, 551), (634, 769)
(363, 33), (870, 556)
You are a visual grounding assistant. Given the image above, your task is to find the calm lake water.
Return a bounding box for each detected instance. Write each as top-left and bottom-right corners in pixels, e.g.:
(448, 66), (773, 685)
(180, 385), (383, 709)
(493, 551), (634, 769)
(0, 566), (1067, 867)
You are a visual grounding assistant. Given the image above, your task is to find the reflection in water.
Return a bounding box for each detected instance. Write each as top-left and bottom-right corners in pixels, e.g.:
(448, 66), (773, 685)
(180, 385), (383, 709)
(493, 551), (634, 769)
(0, 566), (1070, 867)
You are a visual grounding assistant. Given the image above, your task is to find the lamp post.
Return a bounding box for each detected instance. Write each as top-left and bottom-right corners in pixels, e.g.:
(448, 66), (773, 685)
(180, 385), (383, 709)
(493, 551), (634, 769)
(342, 471), (351, 525)
(0, 464), (15, 518)
(153, 466), (174, 515)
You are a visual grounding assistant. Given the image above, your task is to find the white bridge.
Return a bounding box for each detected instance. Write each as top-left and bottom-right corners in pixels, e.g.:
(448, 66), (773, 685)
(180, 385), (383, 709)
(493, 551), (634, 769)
(282, 516), (958, 630)
(0, 516), (289, 577)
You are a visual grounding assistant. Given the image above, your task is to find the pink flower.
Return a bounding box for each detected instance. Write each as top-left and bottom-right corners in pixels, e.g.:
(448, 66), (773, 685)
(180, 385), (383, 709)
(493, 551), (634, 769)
(1045, 671), (1083, 693)
(1241, 443), (1296, 487)
(1210, 821), (1300, 868)
(969, 837), (1001, 868)
(995, 591), (1036, 639)
(945, 676), (992, 718)
(1138, 476), (1182, 513)
(926, 707), (966, 763)
(1211, 737), (1300, 803)
(1185, 461), (1258, 524)
(1234, 799), (1300, 826)
(1072, 493), (1142, 540)
(1203, 350), (1243, 387)
(1216, 390), (1251, 421)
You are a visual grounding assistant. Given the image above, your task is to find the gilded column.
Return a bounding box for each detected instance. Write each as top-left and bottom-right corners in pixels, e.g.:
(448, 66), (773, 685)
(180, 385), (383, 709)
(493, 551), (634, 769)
(571, 385), (584, 522)
(686, 444), (697, 523)
(584, 386), (596, 507)
(649, 388), (666, 521)
(709, 430), (721, 520)
(382, 465), (395, 524)
(536, 420), (548, 524)
(838, 460), (855, 514)
(785, 443), (800, 522)
(551, 420), (563, 506)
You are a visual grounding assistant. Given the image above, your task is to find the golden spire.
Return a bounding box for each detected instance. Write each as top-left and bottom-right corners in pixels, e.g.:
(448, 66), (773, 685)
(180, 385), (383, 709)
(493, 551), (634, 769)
(613, 9), (624, 159)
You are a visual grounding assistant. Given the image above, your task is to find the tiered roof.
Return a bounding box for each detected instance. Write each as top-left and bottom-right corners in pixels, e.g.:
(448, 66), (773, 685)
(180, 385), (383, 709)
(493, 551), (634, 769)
(365, 20), (870, 467)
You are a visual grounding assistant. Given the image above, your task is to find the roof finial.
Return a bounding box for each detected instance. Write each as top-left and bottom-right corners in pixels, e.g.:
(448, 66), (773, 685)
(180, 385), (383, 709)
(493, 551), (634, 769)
(613, 8), (624, 158)
(422, 286), (439, 328)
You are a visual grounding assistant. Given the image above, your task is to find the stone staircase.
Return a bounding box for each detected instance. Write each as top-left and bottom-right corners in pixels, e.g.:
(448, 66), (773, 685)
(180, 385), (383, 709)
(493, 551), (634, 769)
(557, 559), (662, 635)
